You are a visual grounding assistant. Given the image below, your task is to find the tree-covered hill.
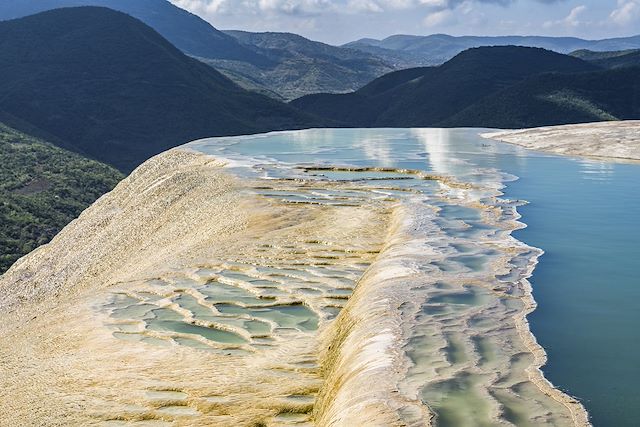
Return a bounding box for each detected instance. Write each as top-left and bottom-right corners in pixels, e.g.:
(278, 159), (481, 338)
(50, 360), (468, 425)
(0, 124), (123, 274)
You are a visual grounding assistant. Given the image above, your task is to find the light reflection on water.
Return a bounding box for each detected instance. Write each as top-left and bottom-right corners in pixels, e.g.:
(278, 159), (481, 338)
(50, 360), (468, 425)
(188, 128), (640, 427)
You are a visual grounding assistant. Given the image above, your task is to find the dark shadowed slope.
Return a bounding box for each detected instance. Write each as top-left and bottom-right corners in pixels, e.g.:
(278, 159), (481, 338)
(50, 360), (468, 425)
(445, 67), (640, 128)
(292, 46), (597, 127)
(0, 7), (319, 171)
(0, 123), (123, 273)
(0, 0), (267, 64)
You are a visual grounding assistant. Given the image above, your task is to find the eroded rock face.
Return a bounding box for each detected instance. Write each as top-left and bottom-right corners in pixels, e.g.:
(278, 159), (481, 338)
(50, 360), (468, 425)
(0, 145), (589, 426)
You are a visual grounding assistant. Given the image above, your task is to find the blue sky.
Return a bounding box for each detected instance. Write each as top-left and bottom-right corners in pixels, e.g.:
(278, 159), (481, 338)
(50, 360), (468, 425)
(170, 0), (640, 45)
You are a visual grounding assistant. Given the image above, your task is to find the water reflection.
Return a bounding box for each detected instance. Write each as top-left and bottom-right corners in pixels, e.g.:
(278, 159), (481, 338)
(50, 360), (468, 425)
(579, 159), (615, 182)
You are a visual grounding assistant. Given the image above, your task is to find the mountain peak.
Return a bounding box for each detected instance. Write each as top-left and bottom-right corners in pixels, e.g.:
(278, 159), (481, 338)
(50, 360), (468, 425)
(0, 0), (268, 64)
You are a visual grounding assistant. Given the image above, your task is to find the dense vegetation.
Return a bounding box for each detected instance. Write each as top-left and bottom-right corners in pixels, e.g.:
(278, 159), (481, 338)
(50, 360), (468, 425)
(0, 124), (123, 273)
(572, 49), (640, 69)
(0, 7), (319, 171)
(345, 34), (640, 66)
(292, 46), (599, 127)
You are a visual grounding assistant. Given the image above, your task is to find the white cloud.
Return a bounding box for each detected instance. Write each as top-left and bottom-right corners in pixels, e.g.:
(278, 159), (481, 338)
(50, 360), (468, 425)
(171, 0), (229, 14)
(420, 0), (450, 7)
(258, 0), (333, 15)
(543, 5), (587, 29)
(565, 5), (587, 27)
(609, 0), (640, 25)
(169, 0), (638, 44)
(172, 0), (560, 18)
(173, 0), (334, 16)
(424, 9), (455, 26)
(346, 0), (384, 12)
(422, 0), (478, 28)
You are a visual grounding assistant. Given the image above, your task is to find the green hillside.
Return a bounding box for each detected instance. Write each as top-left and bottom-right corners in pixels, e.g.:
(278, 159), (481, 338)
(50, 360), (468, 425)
(0, 124), (123, 274)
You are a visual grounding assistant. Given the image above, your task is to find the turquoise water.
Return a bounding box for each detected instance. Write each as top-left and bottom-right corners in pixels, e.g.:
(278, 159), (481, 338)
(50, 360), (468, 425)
(506, 157), (640, 427)
(189, 128), (640, 426)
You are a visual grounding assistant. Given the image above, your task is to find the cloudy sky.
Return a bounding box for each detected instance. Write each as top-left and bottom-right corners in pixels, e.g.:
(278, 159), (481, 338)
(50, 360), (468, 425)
(170, 0), (640, 45)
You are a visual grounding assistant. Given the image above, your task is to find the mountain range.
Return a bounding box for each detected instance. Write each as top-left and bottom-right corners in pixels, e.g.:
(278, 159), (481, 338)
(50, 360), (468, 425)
(1, 4), (637, 165)
(3, 0), (639, 100)
(0, 6), (318, 171)
(292, 46), (640, 129)
(344, 34), (640, 67)
(0, 0), (397, 100)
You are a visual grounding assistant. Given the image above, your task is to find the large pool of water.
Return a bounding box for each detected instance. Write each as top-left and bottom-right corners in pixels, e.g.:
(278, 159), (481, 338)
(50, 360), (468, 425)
(189, 128), (640, 426)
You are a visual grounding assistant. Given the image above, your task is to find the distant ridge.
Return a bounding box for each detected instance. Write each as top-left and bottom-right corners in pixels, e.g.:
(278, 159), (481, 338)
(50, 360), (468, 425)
(0, 7), (319, 171)
(345, 33), (640, 66)
(572, 49), (640, 69)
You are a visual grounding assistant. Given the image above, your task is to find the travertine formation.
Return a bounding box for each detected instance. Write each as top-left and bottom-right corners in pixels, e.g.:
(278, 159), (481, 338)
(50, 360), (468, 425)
(0, 144), (591, 426)
(484, 121), (640, 162)
(0, 150), (391, 426)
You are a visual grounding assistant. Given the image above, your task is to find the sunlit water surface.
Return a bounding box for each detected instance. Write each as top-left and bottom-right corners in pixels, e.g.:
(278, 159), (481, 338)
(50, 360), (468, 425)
(189, 128), (640, 426)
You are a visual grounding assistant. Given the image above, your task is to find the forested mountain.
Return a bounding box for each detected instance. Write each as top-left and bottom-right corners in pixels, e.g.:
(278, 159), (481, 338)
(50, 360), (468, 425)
(0, 0), (397, 99)
(6, 1), (636, 100)
(292, 46), (598, 128)
(0, 0), (266, 63)
(0, 7), (319, 171)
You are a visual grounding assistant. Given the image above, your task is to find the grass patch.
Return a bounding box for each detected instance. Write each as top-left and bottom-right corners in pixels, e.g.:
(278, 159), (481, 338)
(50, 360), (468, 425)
(540, 90), (618, 121)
